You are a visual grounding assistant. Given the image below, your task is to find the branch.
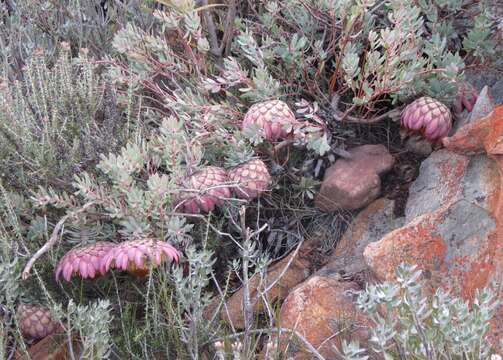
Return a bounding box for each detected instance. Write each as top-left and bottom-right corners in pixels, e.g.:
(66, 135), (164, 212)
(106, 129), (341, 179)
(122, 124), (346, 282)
(200, 0), (221, 59)
(330, 94), (402, 123)
(21, 201), (96, 280)
(219, 0), (237, 57)
(200, 0), (237, 63)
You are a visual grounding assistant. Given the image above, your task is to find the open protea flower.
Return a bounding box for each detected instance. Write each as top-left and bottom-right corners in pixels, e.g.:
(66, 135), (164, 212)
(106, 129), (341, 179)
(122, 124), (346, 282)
(177, 166), (231, 214)
(453, 82), (478, 114)
(16, 305), (63, 340)
(55, 241), (115, 282)
(401, 97), (452, 142)
(101, 238), (181, 277)
(228, 159), (271, 199)
(242, 100), (299, 142)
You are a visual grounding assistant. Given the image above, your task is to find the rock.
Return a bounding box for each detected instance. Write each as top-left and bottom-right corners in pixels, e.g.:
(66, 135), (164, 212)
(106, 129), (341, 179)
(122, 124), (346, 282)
(365, 199), (497, 293)
(404, 150), (499, 223)
(466, 70), (503, 105)
(404, 149), (470, 222)
(365, 105), (503, 349)
(318, 198), (403, 279)
(468, 86), (496, 123)
(405, 136), (433, 156)
(273, 199), (399, 359)
(277, 276), (372, 359)
(220, 242), (313, 329)
(315, 144), (395, 211)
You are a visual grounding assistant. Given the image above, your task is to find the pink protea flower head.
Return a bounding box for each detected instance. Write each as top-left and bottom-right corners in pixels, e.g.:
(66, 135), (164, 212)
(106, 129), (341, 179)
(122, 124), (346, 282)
(16, 304), (64, 340)
(55, 241), (115, 282)
(101, 238), (181, 277)
(401, 96), (452, 142)
(228, 159), (271, 199)
(242, 100), (299, 142)
(453, 81), (478, 114)
(177, 166), (231, 214)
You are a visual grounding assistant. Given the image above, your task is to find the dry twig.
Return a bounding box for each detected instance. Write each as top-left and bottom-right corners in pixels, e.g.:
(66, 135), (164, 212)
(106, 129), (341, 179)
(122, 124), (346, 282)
(21, 201), (96, 280)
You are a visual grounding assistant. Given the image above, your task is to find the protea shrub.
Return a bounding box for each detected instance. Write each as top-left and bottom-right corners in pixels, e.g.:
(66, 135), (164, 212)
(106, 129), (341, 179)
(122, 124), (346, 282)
(55, 241), (116, 282)
(242, 100), (299, 142)
(176, 166), (231, 214)
(227, 158), (271, 200)
(16, 304), (63, 340)
(453, 81), (478, 114)
(401, 96), (452, 142)
(100, 238), (181, 277)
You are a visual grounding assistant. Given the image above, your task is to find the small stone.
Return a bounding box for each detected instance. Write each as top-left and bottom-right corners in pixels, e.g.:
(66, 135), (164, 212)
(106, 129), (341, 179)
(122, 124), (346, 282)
(367, 105), (503, 349)
(315, 144), (395, 211)
(405, 136), (433, 156)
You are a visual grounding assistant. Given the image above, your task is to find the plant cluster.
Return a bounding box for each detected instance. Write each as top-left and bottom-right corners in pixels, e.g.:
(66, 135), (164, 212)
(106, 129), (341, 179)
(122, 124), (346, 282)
(340, 264), (501, 360)
(0, 0), (501, 358)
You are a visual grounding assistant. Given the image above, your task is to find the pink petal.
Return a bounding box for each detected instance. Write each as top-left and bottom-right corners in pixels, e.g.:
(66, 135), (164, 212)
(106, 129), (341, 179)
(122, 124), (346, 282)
(117, 252), (129, 270)
(80, 262), (89, 278)
(153, 250), (162, 266)
(55, 266), (62, 281)
(134, 250), (144, 268)
(425, 118), (439, 136)
(464, 97), (474, 112)
(63, 263), (74, 282)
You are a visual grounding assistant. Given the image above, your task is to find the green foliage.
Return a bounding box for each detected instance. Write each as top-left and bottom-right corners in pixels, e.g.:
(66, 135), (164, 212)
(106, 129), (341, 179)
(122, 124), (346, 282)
(55, 299), (113, 359)
(340, 264), (500, 360)
(463, 10), (497, 62)
(0, 46), (127, 191)
(0, 0), (500, 358)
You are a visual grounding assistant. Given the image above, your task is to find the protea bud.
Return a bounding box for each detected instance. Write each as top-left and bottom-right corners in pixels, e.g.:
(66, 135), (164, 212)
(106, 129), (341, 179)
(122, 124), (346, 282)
(16, 305), (63, 340)
(401, 97), (452, 142)
(101, 238), (180, 277)
(242, 100), (299, 141)
(55, 241), (116, 282)
(228, 159), (271, 199)
(453, 82), (478, 114)
(177, 166), (231, 214)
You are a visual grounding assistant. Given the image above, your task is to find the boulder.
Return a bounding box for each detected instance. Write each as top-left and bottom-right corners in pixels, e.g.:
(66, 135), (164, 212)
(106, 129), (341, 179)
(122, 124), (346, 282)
(365, 104), (503, 349)
(277, 276), (371, 360)
(318, 198), (403, 279)
(315, 144), (395, 211)
(276, 198), (400, 358)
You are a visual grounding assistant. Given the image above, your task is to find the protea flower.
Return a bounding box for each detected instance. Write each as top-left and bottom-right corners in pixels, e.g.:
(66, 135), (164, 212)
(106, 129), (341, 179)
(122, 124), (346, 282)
(16, 305), (63, 340)
(242, 100), (299, 141)
(453, 82), (478, 114)
(401, 96), (452, 142)
(101, 238), (181, 277)
(55, 241), (115, 282)
(228, 159), (271, 199)
(177, 166), (231, 214)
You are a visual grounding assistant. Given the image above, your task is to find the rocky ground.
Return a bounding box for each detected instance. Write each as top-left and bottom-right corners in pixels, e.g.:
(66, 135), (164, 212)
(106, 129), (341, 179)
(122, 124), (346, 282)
(218, 72), (503, 358)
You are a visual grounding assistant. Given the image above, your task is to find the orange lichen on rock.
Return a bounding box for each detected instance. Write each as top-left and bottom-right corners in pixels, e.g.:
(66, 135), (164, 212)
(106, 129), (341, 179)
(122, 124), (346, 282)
(364, 213), (448, 284)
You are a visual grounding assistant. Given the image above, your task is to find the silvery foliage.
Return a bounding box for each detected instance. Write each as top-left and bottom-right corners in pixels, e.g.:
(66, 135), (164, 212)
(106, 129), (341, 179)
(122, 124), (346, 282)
(0, 45), (124, 190)
(340, 0), (465, 106)
(171, 245), (216, 359)
(54, 299), (113, 360)
(0, 188), (22, 305)
(341, 264), (500, 360)
(36, 116), (197, 244)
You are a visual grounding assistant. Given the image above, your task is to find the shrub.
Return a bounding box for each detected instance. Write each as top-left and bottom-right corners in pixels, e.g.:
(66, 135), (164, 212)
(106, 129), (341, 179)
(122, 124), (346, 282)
(340, 264), (501, 360)
(0, 0), (501, 358)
